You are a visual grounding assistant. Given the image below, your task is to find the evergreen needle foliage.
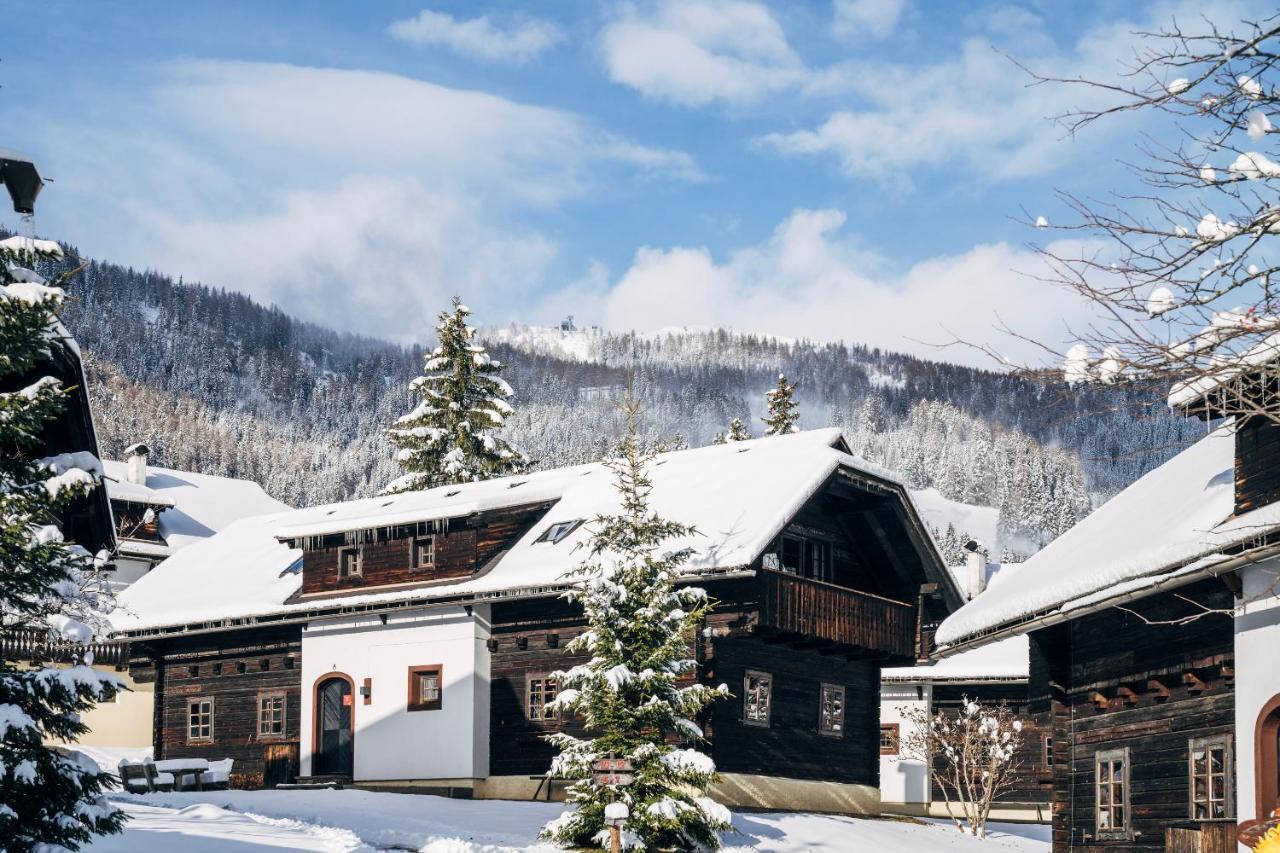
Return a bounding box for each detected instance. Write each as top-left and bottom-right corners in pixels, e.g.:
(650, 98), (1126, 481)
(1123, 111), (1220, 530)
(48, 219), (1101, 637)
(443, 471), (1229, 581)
(541, 393), (731, 851)
(723, 417), (750, 443)
(0, 237), (124, 851)
(384, 297), (525, 493)
(761, 373), (799, 436)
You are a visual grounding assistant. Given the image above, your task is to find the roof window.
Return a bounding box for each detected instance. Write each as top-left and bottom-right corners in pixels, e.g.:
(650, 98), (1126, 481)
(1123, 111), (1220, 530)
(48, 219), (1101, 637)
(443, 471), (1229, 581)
(535, 519), (584, 545)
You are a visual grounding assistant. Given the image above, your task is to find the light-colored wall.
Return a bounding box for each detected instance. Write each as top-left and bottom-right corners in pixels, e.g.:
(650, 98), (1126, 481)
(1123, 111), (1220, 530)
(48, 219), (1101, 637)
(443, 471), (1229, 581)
(47, 667), (153, 748)
(1234, 557), (1280, 822)
(300, 605), (491, 782)
(879, 681), (931, 805)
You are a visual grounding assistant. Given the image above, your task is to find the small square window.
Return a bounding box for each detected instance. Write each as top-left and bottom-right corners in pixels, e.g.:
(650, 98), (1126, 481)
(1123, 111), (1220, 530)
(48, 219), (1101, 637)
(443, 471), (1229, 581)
(744, 670), (772, 727)
(188, 697), (213, 742)
(527, 674), (561, 721)
(880, 723), (900, 755)
(1044, 734), (1054, 768)
(338, 546), (362, 578)
(407, 664), (443, 711)
(258, 693), (286, 738)
(819, 684), (845, 737)
(412, 536), (435, 570)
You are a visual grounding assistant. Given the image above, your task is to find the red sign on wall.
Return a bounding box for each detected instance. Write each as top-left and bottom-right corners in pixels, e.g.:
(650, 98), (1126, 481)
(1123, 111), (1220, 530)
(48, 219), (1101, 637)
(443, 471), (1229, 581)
(342, 694), (353, 706)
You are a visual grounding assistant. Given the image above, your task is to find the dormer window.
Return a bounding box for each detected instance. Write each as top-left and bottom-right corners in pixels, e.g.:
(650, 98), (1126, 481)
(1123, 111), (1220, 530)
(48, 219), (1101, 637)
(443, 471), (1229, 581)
(535, 519), (583, 545)
(338, 546), (362, 578)
(412, 536), (435, 570)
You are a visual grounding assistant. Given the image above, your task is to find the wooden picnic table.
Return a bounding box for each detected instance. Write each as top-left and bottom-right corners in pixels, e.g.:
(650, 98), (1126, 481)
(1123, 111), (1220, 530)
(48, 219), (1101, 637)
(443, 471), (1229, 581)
(153, 758), (209, 791)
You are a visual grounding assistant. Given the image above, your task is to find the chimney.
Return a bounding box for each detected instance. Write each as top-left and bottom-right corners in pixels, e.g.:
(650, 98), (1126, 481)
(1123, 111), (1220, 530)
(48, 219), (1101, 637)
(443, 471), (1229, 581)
(963, 540), (988, 600)
(123, 443), (150, 486)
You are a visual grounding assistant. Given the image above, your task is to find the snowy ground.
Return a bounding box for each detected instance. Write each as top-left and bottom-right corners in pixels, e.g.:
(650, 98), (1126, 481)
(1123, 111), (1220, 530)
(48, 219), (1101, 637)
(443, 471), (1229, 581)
(91, 789), (1050, 852)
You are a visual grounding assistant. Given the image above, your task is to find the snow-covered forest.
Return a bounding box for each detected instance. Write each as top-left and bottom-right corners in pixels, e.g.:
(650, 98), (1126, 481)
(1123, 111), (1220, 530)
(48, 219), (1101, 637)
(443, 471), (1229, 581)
(56, 246), (1205, 552)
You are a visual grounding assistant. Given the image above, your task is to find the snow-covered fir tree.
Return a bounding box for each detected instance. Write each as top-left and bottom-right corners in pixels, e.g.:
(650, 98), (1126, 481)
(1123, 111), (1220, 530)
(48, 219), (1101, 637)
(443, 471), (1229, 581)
(761, 374), (798, 436)
(0, 237), (124, 851)
(542, 394), (731, 851)
(723, 417), (750, 443)
(384, 297), (525, 494)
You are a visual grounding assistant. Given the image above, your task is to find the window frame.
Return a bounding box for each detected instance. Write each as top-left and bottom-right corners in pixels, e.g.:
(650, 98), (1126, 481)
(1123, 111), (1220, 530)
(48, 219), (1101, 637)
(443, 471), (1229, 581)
(1044, 734), (1054, 769)
(880, 723), (900, 756)
(743, 670), (773, 728)
(1188, 734), (1233, 820)
(187, 696), (214, 743)
(1095, 747), (1132, 841)
(412, 536), (435, 570)
(257, 691), (287, 739)
(406, 664), (443, 712)
(776, 534), (833, 581)
(534, 519), (584, 545)
(819, 683), (845, 738)
(338, 545), (362, 579)
(526, 673), (562, 723)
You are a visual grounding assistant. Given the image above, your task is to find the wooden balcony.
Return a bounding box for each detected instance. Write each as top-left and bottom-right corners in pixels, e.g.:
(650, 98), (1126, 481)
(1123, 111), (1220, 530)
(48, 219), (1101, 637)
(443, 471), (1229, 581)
(0, 628), (129, 667)
(757, 569), (916, 659)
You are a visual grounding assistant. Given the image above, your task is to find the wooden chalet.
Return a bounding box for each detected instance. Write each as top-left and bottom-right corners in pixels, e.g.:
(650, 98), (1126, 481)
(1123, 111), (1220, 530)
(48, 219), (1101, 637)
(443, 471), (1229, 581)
(113, 429), (963, 809)
(935, 374), (1280, 852)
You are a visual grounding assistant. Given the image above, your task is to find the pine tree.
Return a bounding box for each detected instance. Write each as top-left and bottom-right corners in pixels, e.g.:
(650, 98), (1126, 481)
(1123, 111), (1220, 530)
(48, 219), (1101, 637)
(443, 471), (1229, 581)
(0, 237), (124, 851)
(724, 417), (750, 443)
(761, 373), (799, 436)
(541, 394), (731, 851)
(384, 297), (525, 494)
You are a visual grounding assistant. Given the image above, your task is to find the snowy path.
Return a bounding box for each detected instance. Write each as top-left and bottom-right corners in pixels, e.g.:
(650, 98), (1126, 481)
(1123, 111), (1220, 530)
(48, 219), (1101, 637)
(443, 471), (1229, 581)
(94, 790), (1050, 852)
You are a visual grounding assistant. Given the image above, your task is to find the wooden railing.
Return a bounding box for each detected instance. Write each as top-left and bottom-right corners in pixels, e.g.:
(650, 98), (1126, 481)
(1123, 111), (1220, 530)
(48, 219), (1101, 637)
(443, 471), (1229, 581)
(0, 629), (129, 666)
(757, 569), (916, 658)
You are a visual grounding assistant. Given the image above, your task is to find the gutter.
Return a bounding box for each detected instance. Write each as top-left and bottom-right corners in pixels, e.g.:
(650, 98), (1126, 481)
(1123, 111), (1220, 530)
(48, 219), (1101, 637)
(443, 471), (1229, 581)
(115, 566), (758, 642)
(933, 539), (1280, 658)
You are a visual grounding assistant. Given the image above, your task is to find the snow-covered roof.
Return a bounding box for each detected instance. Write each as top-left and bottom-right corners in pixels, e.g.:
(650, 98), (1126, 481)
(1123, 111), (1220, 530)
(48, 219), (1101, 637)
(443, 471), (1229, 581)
(936, 422), (1280, 649)
(101, 460), (290, 552)
(113, 512), (302, 631)
(113, 429), (947, 635)
(1168, 332), (1280, 411)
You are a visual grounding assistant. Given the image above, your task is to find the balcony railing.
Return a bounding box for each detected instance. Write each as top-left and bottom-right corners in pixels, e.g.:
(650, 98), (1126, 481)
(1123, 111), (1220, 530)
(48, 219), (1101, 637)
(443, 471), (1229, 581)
(757, 569), (916, 658)
(0, 629), (129, 666)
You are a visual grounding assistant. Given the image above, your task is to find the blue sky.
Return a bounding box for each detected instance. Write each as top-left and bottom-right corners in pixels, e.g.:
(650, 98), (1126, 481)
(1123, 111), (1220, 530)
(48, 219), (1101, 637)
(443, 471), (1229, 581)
(0, 0), (1266, 362)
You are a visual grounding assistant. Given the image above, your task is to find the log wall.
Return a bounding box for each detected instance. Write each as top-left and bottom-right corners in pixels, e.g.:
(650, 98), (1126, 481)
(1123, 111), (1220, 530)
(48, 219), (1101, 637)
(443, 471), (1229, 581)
(1028, 580), (1236, 852)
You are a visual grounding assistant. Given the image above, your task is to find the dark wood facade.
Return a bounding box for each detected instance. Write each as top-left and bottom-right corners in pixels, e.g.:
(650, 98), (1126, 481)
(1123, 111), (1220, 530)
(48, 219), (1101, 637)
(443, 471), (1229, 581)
(1236, 416), (1280, 515)
(132, 624), (303, 788)
(1028, 580), (1236, 851)
(295, 504), (549, 596)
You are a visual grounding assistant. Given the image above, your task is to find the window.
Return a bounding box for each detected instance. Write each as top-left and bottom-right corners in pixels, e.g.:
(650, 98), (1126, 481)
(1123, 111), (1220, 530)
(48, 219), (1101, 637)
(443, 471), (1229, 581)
(187, 697), (213, 742)
(819, 684), (845, 737)
(412, 536), (435, 570)
(527, 674), (561, 721)
(880, 724), (900, 755)
(407, 664), (443, 711)
(1044, 734), (1054, 768)
(258, 693), (285, 737)
(1189, 735), (1233, 819)
(743, 670), (772, 727)
(338, 546), (362, 578)
(777, 535), (833, 581)
(1096, 748), (1131, 839)
(535, 520), (583, 545)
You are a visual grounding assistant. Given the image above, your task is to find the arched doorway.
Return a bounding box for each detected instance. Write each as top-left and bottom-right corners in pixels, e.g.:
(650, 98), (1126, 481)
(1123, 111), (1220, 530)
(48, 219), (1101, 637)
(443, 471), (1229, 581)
(1258, 695), (1280, 817)
(313, 673), (354, 777)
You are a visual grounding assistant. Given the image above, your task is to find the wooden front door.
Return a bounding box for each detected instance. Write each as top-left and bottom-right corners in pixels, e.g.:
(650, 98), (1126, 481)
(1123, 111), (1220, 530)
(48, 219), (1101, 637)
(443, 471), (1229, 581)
(314, 676), (353, 777)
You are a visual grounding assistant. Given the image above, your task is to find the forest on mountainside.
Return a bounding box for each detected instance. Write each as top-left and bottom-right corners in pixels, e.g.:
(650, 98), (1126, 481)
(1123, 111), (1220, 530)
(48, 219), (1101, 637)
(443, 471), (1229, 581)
(50, 244), (1206, 551)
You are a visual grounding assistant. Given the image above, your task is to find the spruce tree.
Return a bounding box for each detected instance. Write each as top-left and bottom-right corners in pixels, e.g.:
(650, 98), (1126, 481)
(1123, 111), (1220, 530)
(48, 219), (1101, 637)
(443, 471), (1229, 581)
(384, 297), (525, 494)
(723, 417), (750, 443)
(761, 373), (799, 436)
(542, 394), (731, 851)
(0, 237), (124, 851)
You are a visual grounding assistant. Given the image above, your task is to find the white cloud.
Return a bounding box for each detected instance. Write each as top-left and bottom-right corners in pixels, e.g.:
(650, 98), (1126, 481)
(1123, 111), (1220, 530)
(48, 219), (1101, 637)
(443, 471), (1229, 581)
(570, 208), (1090, 367)
(833, 0), (908, 41)
(600, 0), (806, 106)
(32, 60), (700, 341)
(388, 8), (563, 64)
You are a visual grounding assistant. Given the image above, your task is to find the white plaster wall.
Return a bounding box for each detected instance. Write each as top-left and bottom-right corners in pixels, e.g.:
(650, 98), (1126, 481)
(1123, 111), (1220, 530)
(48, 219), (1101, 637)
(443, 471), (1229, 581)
(300, 605), (491, 782)
(1234, 558), (1280, 822)
(879, 682), (931, 805)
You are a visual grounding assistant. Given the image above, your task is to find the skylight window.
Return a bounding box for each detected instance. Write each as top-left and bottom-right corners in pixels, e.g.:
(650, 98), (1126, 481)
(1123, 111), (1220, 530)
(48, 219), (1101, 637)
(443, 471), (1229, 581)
(535, 519), (583, 545)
